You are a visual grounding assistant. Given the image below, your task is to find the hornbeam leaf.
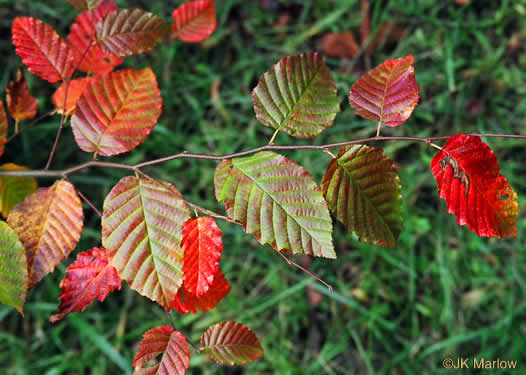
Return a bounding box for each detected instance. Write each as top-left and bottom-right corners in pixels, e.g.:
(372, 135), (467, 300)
(49, 248), (121, 323)
(12, 17), (76, 83)
(0, 101), (7, 157)
(67, 0), (123, 75)
(0, 221), (28, 315)
(214, 151), (335, 258)
(68, 0), (102, 11)
(171, 0), (217, 43)
(431, 134), (518, 238)
(6, 68), (39, 122)
(71, 68), (162, 156)
(321, 145), (402, 247)
(181, 217), (223, 297)
(96, 8), (170, 57)
(102, 176), (191, 309)
(0, 163), (38, 218)
(133, 326), (190, 375)
(7, 180), (84, 287)
(52, 77), (92, 116)
(200, 321), (264, 366)
(349, 55), (419, 127)
(252, 52), (340, 138)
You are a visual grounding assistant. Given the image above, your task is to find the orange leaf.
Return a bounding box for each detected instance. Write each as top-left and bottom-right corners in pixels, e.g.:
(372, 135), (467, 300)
(7, 179), (84, 287)
(171, 1), (217, 43)
(12, 17), (76, 83)
(181, 217), (223, 296)
(6, 68), (39, 122)
(133, 326), (190, 375)
(319, 32), (359, 58)
(66, 0), (123, 75)
(349, 55), (419, 127)
(52, 77), (92, 116)
(0, 101), (7, 157)
(171, 269), (230, 314)
(50, 248), (121, 323)
(431, 134), (518, 238)
(71, 68), (162, 156)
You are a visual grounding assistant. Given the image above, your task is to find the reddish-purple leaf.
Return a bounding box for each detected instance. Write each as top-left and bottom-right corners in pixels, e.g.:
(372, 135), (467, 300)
(171, 1), (217, 43)
(52, 77), (92, 116)
(7, 180), (84, 287)
(6, 68), (39, 122)
(181, 217), (223, 297)
(349, 55), (419, 127)
(96, 8), (170, 57)
(0, 101), (7, 157)
(431, 134), (518, 238)
(12, 17), (76, 83)
(49, 248), (121, 323)
(133, 326), (190, 375)
(200, 321), (264, 366)
(171, 268), (230, 314)
(67, 0), (123, 75)
(71, 68), (162, 156)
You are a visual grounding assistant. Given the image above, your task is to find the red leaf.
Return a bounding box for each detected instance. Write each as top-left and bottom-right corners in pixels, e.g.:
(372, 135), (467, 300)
(171, 1), (217, 43)
(182, 217), (223, 296)
(71, 68), (162, 156)
(349, 55), (419, 127)
(49, 248), (121, 323)
(171, 269), (230, 314)
(6, 68), (39, 122)
(431, 134), (518, 238)
(67, 0), (123, 75)
(12, 17), (76, 83)
(133, 326), (190, 375)
(52, 77), (92, 116)
(0, 101), (7, 157)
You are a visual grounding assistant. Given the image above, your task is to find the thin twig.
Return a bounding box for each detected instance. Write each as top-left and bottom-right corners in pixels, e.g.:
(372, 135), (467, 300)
(76, 189), (102, 218)
(275, 249), (333, 292)
(6, 110), (55, 143)
(165, 309), (176, 330)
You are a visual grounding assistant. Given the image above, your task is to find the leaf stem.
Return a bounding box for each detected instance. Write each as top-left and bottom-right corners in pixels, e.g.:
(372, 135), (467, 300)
(15, 120), (19, 134)
(376, 120), (382, 137)
(268, 129), (280, 145)
(165, 309), (176, 330)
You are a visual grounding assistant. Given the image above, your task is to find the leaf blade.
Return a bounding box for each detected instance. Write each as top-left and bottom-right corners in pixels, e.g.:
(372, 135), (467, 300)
(171, 0), (216, 43)
(321, 145), (403, 247)
(252, 52), (340, 138)
(6, 68), (39, 122)
(68, 0), (102, 11)
(52, 77), (92, 116)
(0, 163), (38, 218)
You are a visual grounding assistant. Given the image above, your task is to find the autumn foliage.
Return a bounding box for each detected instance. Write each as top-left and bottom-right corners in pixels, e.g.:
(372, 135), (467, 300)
(0, 0), (520, 373)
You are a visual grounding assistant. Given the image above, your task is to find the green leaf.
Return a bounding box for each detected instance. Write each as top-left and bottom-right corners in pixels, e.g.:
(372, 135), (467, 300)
(321, 145), (402, 247)
(0, 221), (28, 315)
(252, 52), (340, 139)
(214, 151), (335, 258)
(102, 176), (191, 309)
(0, 163), (38, 218)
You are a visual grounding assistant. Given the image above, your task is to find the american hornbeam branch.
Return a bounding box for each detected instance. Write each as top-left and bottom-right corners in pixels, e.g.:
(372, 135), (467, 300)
(1, 133), (525, 178)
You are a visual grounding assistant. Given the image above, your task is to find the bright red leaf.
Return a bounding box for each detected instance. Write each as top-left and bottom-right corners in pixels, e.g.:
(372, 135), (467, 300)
(6, 68), (38, 122)
(52, 77), (92, 116)
(349, 55), (419, 127)
(133, 326), (190, 375)
(171, 1), (217, 43)
(12, 17), (76, 83)
(200, 321), (264, 366)
(67, 0), (123, 75)
(182, 217), (223, 297)
(431, 134), (518, 238)
(49, 248), (121, 323)
(171, 269), (230, 314)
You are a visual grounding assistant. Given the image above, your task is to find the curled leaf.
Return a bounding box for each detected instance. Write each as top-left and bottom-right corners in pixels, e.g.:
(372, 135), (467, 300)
(200, 321), (264, 366)
(215, 151), (335, 258)
(349, 55), (419, 127)
(133, 326), (190, 375)
(71, 68), (162, 156)
(7, 179), (83, 287)
(431, 134), (518, 238)
(0, 163), (38, 218)
(0, 221), (28, 315)
(96, 8), (170, 57)
(171, 0), (217, 43)
(6, 68), (39, 122)
(322, 145), (402, 247)
(12, 17), (76, 83)
(252, 52), (340, 138)
(50, 248), (121, 323)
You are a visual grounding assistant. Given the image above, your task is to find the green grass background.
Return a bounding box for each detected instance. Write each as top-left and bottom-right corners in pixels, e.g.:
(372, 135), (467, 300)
(1, 0), (526, 374)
